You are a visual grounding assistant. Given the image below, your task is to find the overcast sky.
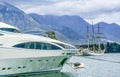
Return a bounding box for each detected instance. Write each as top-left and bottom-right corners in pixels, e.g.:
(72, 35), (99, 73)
(1, 0), (120, 25)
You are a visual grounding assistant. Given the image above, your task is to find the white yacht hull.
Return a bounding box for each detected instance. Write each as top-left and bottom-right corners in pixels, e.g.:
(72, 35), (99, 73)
(0, 47), (74, 76)
(0, 56), (70, 76)
(0, 22), (78, 76)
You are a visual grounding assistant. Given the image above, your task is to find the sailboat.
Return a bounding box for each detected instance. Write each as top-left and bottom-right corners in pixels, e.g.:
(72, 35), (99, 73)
(83, 23), (105, 56)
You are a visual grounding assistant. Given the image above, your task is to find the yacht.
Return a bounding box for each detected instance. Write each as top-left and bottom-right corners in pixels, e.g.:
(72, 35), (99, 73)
(0, 22), (78, 76)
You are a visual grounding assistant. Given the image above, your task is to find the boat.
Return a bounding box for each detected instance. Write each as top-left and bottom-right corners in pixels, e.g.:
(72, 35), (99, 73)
(83, 23), (105, 56)
(0, 22), (78, 76)
(72, 62), (85, 69)
(83, 49), (104, 56)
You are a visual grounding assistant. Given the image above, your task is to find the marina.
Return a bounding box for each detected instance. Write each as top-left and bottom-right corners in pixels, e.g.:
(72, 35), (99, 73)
(0, 1), (120, 77)
(0, 23), (119, 77)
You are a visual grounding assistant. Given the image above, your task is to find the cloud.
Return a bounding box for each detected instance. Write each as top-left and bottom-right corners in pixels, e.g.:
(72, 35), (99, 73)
(2, 0), (120, 24)
(24, 0), (120, 16)
(85, 12), (120, 24)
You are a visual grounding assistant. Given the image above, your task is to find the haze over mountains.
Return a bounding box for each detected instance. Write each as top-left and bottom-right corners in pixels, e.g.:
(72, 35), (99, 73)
(0, 1), (120, 45)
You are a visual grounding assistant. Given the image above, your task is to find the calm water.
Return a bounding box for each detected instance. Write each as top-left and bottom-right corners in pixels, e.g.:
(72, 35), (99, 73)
(19, 53), (120, 77)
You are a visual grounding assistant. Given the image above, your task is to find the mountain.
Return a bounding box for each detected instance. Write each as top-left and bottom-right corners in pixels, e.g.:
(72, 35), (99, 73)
(29, 13), (89, 38)
(0, 1), (44, 32)
(29, 13), (90, 44)
(1, 1), (120, 45)
(29, 13), (120, 44)
(94, 22), (120, 41)
(0, 1), (78, 44)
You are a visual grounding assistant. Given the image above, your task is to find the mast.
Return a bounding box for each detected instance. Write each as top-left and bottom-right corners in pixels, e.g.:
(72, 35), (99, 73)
(97, 24), (101, 51)
(92, 22), (95, 51)
(86, 24), (90, 49)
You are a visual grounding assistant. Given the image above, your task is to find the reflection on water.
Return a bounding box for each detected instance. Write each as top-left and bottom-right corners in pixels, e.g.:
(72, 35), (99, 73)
(19, 72), (72, 77)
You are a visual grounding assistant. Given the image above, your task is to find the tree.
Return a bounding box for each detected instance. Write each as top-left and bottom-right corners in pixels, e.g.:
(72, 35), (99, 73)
(45, 31), (57, 40)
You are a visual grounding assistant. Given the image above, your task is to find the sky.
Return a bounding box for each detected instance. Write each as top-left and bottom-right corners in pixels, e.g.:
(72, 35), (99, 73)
(1, 0), (120, 25)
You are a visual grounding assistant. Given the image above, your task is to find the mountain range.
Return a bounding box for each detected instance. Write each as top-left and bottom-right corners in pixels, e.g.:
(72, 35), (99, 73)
(29, 14), (120, 43)
(0, 1), (120, 45)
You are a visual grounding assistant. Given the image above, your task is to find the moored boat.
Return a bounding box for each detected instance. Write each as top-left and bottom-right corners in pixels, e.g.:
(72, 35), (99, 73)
(83, 23), (105, 56)
(0, 22), (78, 76)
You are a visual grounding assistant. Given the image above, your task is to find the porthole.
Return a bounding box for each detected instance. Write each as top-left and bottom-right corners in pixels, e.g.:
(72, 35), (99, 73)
(8, 67), (11, 70)
(2, 68), (6, 70)
(18, 66), (21, 69)
(23, 66), (26, 68)
(38, 60), (41, 62)
(46, 60), (49, 61)
(29, 60), (33, 62)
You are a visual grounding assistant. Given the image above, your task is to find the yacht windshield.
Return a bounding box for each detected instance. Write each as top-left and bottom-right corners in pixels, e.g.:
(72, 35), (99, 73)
(0, 28), (20, 33)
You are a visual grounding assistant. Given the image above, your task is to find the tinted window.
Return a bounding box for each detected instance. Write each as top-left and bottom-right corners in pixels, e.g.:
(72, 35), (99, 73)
(54, 43), (76, 49)
(0, 28), (20, 33)
(14, 43), (25, 48)
(26, 42), (34, 49)
(13, 42), (61, 50)
(35, 42), (61, 50)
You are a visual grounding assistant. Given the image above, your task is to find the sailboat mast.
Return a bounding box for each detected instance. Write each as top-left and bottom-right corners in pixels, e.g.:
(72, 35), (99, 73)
(97, 24), (101, 51)
(87, 24), (90, 49)
(92, 22), (95, 51)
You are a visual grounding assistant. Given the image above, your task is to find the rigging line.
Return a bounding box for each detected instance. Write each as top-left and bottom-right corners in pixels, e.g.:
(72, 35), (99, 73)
(83, 56), (120, 64)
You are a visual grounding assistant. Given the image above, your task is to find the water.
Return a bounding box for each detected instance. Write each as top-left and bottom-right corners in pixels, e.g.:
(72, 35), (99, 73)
(19, 53), (120, 77)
